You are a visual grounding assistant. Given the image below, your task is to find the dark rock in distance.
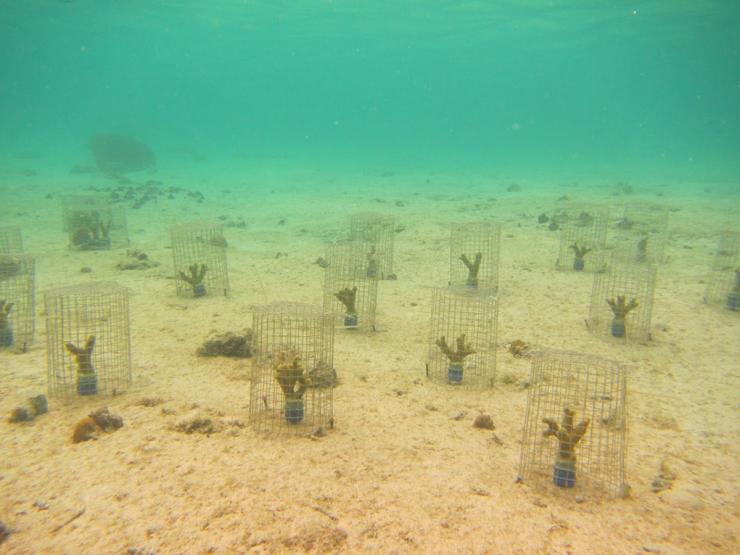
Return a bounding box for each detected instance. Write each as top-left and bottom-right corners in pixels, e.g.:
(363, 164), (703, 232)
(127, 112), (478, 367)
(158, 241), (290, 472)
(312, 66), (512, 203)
(473, 414), (495, 430)
(89, 407), (124, 432)
(89, 133), (156, 175)
(197, 330), (253, 358)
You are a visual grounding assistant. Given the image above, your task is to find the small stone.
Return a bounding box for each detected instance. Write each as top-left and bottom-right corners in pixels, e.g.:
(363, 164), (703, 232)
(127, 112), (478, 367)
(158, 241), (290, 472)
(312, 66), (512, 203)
(385, 273), (397, 280)
(548, 221), (559, 231)
(314, 257), (329, 268)
(29, 394), (48, 416)
(537, 213), (549, 224)
(506, 183), (521, 192)
(80, 267), (93, 273)
(0, 521), (10, 544)
(89, 407), (124, 432)
(451, 412), (467, 421)
(473, 414), (495, 430)
(72, 417), (98, 443)
(8, 407), (33, 423)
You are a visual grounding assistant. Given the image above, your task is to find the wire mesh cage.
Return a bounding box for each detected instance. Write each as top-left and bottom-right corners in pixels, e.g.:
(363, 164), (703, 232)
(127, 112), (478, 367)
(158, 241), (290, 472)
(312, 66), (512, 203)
(322, 241), (379, 331)
(426, 286), (498, 388)
(249, 302), (335, 435)
(518, 350), (628, 498)
(587, 261), (657, 343)
(0, 255), (35, 352)
(44, 282), (132, 399)
(704, 229), (740, 311)
(449, 221), (501, 292)
(349, 212), (395, 279)
(61, 194), (128, 250)
(611, 203), (669, 264)
(171, 222), (230, 298)
(556, 204), (609, 272)
(0, 226), (23, 254)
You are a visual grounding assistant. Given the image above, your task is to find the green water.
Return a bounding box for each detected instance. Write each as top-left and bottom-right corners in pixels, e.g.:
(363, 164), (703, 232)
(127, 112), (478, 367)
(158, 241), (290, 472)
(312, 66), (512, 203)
(1, 1), (739, 187)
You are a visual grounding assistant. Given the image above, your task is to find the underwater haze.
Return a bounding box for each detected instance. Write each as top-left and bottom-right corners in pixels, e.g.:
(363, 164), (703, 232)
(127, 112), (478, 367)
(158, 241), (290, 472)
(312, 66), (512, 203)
(1, 0), (739, 186)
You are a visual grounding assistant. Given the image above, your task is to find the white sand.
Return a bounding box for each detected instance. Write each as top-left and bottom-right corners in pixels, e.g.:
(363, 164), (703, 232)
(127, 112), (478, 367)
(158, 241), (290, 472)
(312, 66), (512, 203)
(1, 169), (738, 554)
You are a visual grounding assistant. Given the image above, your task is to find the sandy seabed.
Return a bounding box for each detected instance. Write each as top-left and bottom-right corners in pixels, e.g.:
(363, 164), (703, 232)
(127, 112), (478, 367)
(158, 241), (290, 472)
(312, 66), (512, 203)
(1, 168), (739, 554)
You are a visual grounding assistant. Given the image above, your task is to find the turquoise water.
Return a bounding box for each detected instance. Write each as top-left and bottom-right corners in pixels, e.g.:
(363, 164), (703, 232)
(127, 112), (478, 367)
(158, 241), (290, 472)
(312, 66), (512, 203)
(1, 1), (738, 185)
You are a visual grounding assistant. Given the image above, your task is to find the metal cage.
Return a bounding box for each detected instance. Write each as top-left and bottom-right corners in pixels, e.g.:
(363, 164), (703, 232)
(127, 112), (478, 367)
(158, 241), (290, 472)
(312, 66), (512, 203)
(44, 282), (132, 399)
(349, 212), (395, 279)
(61, 194), (128, 250)
(171, 222), (230, 298)
(610, 203), (669, 265)
(518, 350), (628, 498)
(322, 241), (379, 331)
(587, 262), (657, 343)
(556, 204), (609, 272)
(249, 302), (335, 435)
(0, 254), (35, 352)
(426, 286), (498, 389)
(0, 226), (23, 254)
(704, 229), (740, 311)
(449, 220), (501, 293)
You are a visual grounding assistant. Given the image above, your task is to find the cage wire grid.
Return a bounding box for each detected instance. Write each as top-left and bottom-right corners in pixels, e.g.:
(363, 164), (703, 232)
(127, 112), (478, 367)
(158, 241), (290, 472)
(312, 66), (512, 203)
(588, 262), (657, 343)
(171, 222), (230, 298)
(0, 255), (35, 352)
(426, 286), (498, 389)
(61, 194), (129, 250)
(704, 229), (740, 309)
(449, 220), (501, 292)
(249, 302), (334, 435)
(0, 226), (23, 254)
(349, 212), (395, 278)
(518, 350), (627, 498)
(44, 282), (132, 399)
(556, 204), (609, 272)
(610, 203), (669, 265)
(322, 241), (379, 331)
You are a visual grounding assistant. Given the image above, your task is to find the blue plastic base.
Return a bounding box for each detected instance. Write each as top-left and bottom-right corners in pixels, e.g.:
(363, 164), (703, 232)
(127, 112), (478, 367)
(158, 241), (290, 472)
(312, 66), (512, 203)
(726, 291), (740, 311)
(611, 319), (626, 338)
(573, 258), (585, 271)
(193, 284), (207, 298)
(344, 314), (358, 328)
(77, 373), (98, 396)
(553, 461), (577, 488)
(0, 327), (13, 348)
(284, 399), (304, 424)
(447, 363), (463, 385)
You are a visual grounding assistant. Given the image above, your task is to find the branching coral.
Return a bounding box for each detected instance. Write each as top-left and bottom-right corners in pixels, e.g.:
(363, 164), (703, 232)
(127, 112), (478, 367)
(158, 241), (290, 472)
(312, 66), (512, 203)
(273, 351), (309, 401)
(542, 407), (589, 464)
(569, 243), (591, 271)
(334, 286), (357, 315)
(436, 334), (476, 363)
(179, 263), (208, 297)
(460, 253), (482, 287)
(70, 212), (112, 251)
(65, 335), (96, 376)
(607, 295), (639, 337)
